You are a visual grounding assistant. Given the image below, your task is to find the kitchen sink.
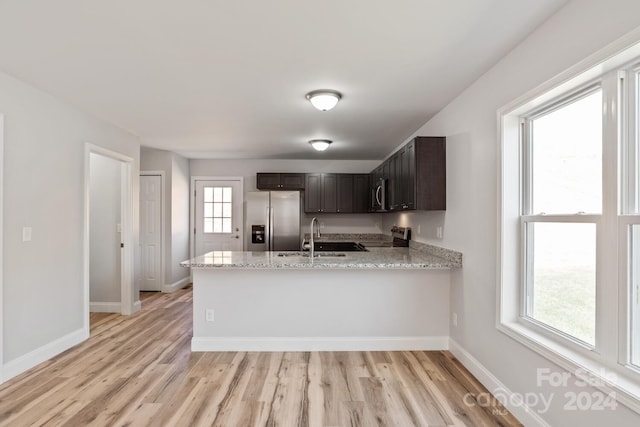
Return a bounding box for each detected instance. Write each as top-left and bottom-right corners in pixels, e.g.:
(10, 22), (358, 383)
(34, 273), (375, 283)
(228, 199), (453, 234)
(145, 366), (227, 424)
(276, 252), (304, 257)
(277, 252), (347, 257)
(301, 241), (368, 252)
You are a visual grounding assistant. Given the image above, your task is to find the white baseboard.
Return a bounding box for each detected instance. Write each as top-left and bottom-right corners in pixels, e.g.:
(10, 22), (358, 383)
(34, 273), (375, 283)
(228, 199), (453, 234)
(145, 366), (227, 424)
(89, 301), (122, 313)
(191, 336), (449, 352)
(132, 300), (142, 313)
(448, 338), (549, 427)
(162, 276), (190, 293)
(2, 328), (87, 383)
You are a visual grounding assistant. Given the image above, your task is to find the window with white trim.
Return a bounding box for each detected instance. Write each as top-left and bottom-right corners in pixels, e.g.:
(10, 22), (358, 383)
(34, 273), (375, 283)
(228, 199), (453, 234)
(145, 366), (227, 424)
(203, 186), (233, 233)
(499, 40), (640, 410)
(522, 87), (602, 347)
(628, 68), (640, 369)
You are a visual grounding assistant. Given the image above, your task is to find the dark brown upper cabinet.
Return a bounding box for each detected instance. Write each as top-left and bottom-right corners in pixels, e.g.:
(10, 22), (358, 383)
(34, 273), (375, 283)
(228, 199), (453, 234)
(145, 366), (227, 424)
(304, 173), (337, 213)
(352, 174), (370, 213)
(305, 173), (369, 214)
(336, 174), (354, 213)
(256, 173), (305, 190)
(369, 136), (445, 212)
(389, 136), (445, 211)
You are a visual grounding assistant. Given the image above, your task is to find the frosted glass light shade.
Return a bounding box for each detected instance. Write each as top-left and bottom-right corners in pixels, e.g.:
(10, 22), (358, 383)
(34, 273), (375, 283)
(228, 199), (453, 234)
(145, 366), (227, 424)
(309, 140), (332, 151)
(305, 90), (342, 111)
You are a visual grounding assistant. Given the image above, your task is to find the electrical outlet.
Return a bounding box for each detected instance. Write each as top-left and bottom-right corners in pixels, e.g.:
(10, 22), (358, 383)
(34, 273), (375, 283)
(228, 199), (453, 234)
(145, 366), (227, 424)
(22, 227), (32, 242)
(205, 309), (215, 322)
(417, 224), (421, 235)
(436, 226), (443, 239)
(452, 312), (458, 327)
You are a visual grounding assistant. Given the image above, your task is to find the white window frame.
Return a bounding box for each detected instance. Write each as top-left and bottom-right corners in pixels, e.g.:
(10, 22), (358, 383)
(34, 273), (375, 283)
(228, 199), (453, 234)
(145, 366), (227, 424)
(621, 66), (640, 373)
(520, 85), (603, 351)
(498, 33), (640, 413)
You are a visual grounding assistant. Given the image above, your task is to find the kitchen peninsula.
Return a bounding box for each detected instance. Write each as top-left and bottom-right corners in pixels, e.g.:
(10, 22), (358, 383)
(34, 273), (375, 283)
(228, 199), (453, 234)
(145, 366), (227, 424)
(182, 241), (462, 352)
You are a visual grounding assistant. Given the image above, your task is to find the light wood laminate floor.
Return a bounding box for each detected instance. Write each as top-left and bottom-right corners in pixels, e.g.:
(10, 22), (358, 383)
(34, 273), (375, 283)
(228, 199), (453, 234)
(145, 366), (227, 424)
(0, 286), (521, 426)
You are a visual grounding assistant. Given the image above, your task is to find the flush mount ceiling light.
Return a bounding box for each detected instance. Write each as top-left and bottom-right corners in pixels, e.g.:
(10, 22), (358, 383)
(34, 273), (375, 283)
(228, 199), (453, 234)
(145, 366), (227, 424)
(309, 139), (332, 151)
(305, 90), (342, 111)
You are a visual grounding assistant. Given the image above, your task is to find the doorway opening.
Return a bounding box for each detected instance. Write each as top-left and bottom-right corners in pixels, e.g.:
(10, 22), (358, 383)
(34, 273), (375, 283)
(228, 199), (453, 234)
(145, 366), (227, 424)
(84, 144), (135, 336)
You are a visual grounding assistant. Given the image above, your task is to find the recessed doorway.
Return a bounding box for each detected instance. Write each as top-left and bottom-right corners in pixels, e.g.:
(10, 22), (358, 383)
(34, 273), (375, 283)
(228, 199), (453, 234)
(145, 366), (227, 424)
(84, 144), (135, 335)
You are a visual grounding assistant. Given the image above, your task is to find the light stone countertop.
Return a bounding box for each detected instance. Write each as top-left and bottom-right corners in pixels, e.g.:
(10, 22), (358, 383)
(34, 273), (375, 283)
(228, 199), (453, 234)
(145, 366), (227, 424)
(181, 247), (461, 269)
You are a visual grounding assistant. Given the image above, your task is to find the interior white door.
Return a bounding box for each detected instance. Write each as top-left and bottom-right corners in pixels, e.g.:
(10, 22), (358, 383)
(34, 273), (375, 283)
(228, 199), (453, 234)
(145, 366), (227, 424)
(140, 175), (162, 291)
(195, 180), (243, 256)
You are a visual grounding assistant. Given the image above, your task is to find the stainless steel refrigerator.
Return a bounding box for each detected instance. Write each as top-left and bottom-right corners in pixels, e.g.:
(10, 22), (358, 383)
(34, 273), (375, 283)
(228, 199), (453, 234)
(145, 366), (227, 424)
(245, 191), (301, 251)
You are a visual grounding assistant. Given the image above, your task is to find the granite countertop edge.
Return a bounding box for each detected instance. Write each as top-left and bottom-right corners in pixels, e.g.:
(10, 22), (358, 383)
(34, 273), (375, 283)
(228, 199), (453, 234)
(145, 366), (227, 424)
(181, 244), (463, 270)
(183, 262), (456, 270)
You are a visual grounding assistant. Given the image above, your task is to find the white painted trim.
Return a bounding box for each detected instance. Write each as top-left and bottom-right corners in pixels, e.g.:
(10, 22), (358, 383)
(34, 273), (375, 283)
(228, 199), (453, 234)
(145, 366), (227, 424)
(449, 338), (548, 427)
(133, 300), (142, 313)
(191, 336), (449, 352)
(89, 302), (122, 313)
(496, 28), (640, 415)
(162, 276), (191, 293)
(140, 171), (166, 292)
(2, 328), (87, 383)
(84, 144), (135, 336)
(0, 115), (4, 382)
(120, 156), (134, 315)
(189, 176), (244, 261)
(497, 321), (640, 415)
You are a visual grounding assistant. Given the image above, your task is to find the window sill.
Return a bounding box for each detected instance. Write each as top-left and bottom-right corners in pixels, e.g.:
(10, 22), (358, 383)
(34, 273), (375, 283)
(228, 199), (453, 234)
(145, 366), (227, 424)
(498, 319), (640, 414)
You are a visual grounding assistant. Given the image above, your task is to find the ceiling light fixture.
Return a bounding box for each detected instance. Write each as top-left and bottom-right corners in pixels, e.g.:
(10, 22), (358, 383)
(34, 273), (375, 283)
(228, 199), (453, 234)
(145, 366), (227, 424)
(309, 139), (332, 151)
(305, 90), (342, 111)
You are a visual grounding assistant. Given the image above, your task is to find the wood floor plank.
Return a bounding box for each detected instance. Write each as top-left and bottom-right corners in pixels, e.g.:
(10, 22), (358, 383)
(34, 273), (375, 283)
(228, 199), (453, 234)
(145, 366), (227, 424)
(0, 286), (522, 426)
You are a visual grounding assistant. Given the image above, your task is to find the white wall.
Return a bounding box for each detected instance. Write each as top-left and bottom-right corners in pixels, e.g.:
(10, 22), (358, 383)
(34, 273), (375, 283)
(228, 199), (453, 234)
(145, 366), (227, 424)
(89, 153), (121, 304)
(141, 148), (191, 287)
(0, 70), (140, 366)
(192, 268), (450, 351)
(383, 0), (640, 424)
(171, 154), (191, 283)
(190, 159), (384, 234)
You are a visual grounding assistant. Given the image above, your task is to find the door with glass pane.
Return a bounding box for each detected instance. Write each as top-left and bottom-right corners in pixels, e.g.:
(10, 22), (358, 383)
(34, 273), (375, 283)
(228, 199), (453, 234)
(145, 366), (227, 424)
(194, 180), (243, 256)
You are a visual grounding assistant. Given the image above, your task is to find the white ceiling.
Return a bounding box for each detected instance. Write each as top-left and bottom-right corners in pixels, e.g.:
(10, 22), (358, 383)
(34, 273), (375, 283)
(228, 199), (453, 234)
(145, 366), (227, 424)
(0, 0), (566, 160)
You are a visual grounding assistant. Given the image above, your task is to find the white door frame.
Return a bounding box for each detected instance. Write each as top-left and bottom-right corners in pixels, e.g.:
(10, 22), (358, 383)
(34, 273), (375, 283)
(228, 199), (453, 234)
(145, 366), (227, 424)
(84, 143), (135, 335)
(190, 176), (244, 263)
(0, 115), (5, 382)
(140, 171), (166, 292)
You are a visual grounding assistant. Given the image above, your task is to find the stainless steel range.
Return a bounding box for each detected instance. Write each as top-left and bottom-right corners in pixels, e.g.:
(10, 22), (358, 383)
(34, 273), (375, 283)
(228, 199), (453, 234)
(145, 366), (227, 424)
(390, 226), (411, 247)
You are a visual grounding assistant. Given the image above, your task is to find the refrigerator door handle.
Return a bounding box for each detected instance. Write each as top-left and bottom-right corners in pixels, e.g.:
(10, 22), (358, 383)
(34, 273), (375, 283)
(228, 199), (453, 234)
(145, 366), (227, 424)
(269, 207), (274, 251)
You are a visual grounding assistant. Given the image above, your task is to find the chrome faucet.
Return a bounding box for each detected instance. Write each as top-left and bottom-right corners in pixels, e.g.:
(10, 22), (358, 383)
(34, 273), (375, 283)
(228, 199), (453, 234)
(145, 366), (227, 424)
(310, 217), (320, 258)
